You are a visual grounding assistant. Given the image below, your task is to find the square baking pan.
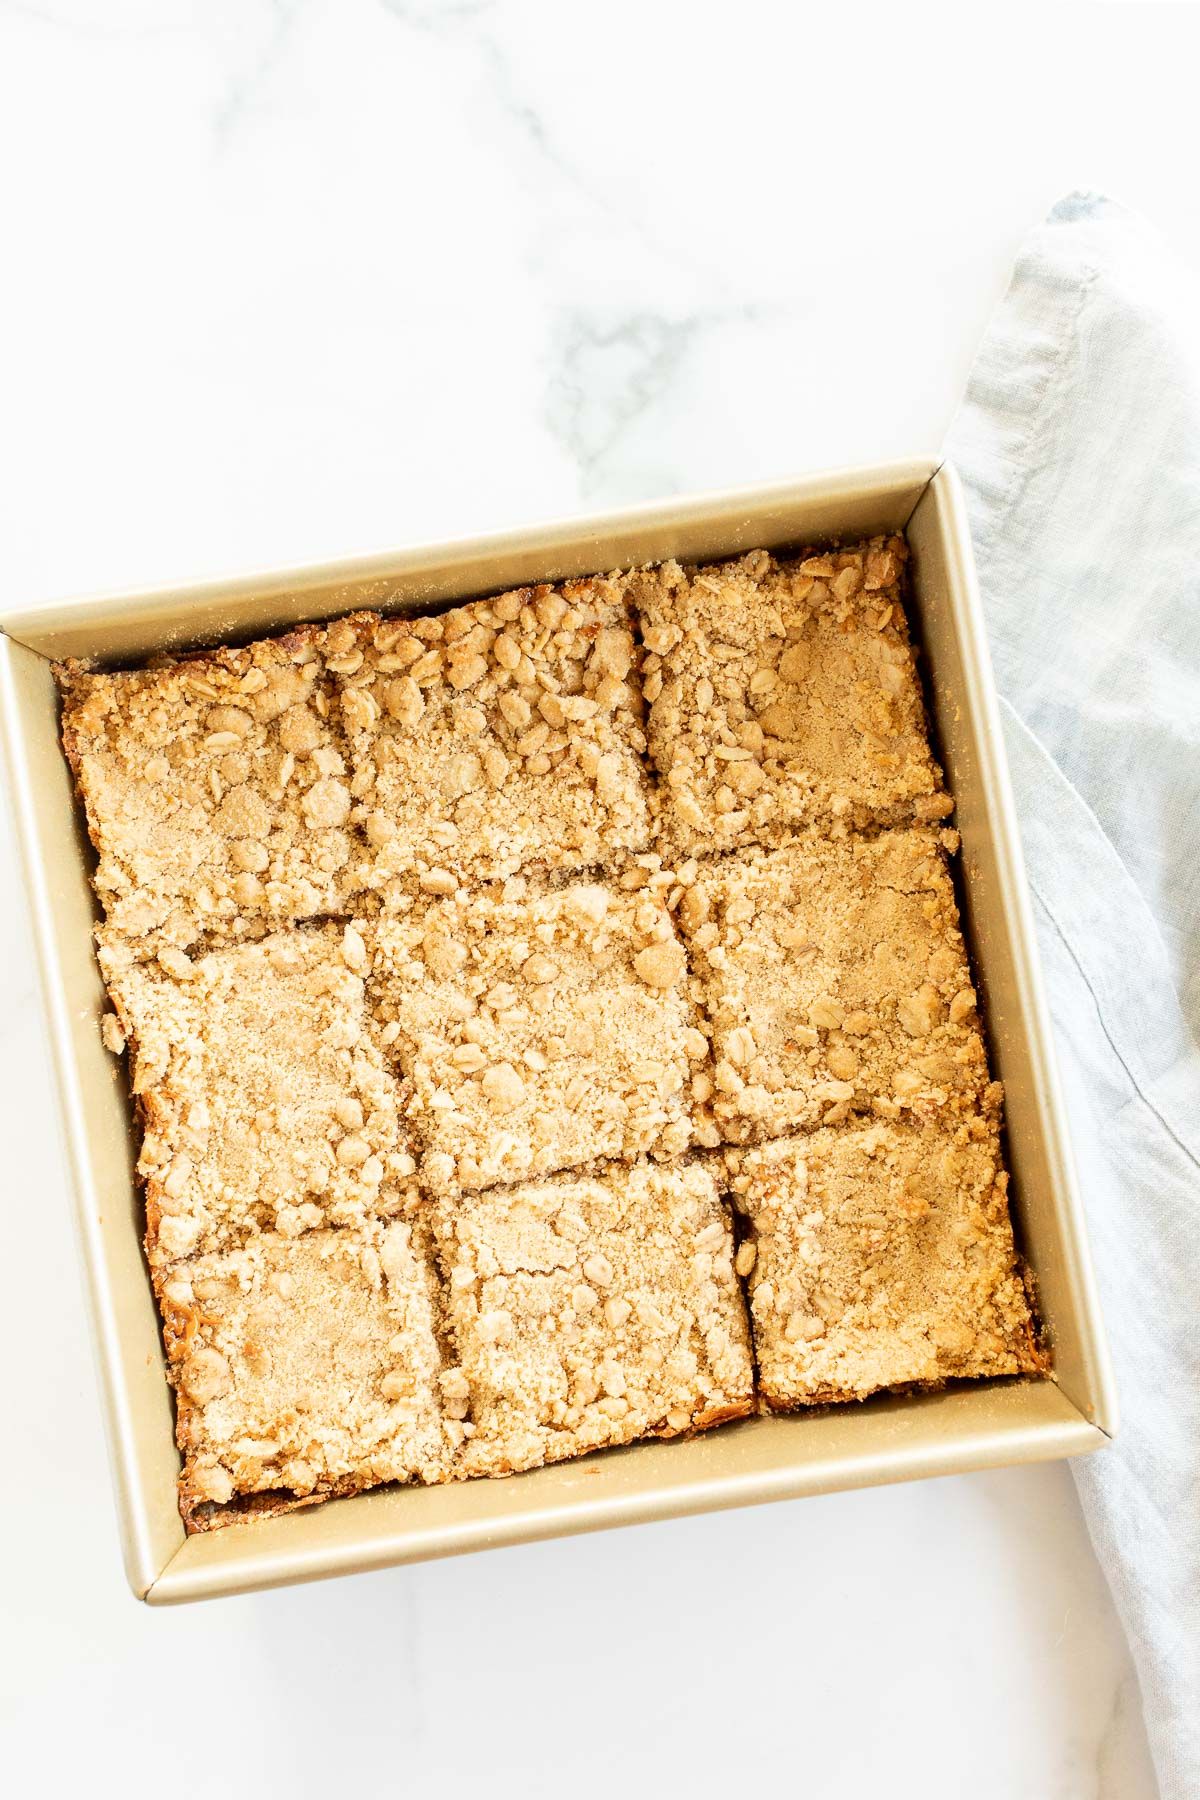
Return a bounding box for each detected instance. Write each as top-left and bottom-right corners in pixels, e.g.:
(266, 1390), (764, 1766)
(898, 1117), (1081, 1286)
(0, 456), (1116, 1604)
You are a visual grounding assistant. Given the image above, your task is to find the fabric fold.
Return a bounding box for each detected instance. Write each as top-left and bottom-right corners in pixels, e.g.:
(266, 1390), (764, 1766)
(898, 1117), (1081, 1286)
(948, 190), (1200, 1800)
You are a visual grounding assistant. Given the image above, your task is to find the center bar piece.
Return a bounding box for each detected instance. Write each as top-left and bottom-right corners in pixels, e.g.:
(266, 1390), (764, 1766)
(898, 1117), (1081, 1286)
(366, 880), (700, 1194)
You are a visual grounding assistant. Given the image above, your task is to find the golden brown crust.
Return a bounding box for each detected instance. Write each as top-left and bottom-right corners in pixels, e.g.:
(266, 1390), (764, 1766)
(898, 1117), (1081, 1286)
(755, 1336), (1050, 1415)
(690, 1398), (756, 1431)
(180, 1462), (399, 1532)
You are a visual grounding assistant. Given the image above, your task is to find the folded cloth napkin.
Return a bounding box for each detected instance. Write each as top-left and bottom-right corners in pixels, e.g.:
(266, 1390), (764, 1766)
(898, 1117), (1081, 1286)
(948, 191), (1200, 1800)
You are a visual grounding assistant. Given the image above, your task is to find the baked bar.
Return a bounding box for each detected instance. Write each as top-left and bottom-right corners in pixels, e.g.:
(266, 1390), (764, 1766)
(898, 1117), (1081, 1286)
(726, 1112), (1042, 1406)
(432, 1160), (754, 1477)
(327, 578), (651, 897)
(679, 829), (990, 1143)
(157, 1223), (449, 1527)
(100, 924), (419, 1265)
(634, 539), (950, 856)
(368, 879), (699, 1193)
(59, 630), (353, 941)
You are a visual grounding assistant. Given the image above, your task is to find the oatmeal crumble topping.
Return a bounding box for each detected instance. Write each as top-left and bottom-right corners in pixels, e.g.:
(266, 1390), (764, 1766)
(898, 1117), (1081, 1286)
(633, 537), (950, 856)
(679, 830), (990, 1144)
(60, 629), (354, 942)
(100, 924), (419, 1265)
(327, 576), (652, 897)
(431, 1160), (754, 1476)
(367, 878), (697, 1193)
(727, 1112), (1043, 1406)
(157, 1222), (449, 1525)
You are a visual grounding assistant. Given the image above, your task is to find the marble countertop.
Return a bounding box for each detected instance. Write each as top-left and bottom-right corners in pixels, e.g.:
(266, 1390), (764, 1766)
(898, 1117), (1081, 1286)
(5, 3), (1195, 1795)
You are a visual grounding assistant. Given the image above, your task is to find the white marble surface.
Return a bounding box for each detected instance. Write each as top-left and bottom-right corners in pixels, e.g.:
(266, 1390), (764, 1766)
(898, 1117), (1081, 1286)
(4, 2), (1196, 1795)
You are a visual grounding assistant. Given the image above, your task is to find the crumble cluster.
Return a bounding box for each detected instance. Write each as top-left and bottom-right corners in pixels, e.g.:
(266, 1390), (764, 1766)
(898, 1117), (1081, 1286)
(60, 535), (1042, 1532)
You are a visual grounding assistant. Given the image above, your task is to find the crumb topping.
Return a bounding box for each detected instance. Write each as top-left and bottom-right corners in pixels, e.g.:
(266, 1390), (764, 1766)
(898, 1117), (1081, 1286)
(633, 539), (950, 856)
(157, 1222), (449, 1521)
(100, 923), (419, 1265)
(366, 877), (697, 1192)
(680, 830), (989, 1143)
(59, 629), (354, 942)
(431, 1160), (754, 1476)
(62, 532), (1044, 1527)
(328, 577), (652, 898)
(727, 1113), (1042, 1405)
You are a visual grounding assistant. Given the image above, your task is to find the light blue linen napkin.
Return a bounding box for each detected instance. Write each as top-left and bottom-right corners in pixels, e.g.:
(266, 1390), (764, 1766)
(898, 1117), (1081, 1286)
(948, 191), (1200, 1800)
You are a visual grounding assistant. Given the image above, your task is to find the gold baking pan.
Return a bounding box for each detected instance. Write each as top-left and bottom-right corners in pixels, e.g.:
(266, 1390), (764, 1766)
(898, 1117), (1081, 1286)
(0, 457), (1116, 1604)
